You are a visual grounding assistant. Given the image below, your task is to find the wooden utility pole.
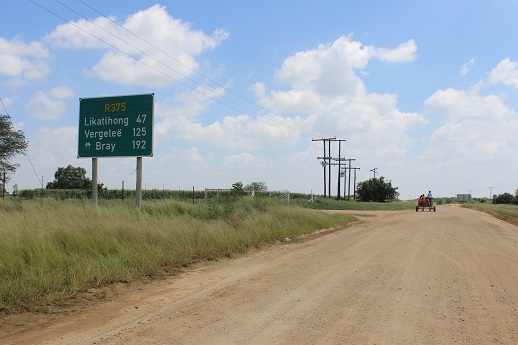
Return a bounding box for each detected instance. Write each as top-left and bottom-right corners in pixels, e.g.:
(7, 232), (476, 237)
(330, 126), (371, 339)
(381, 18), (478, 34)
(337, 141), (341, 199)
(331, 139), (346, 199)
(328, 140), (331, 198)
(342, 159), (355, 200)
(313, 137), (335, 197)
(351, 167), (360, 200)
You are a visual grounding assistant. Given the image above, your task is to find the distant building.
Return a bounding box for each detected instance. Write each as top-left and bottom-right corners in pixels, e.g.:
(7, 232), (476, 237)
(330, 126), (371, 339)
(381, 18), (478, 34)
(456, 194), (472, 203)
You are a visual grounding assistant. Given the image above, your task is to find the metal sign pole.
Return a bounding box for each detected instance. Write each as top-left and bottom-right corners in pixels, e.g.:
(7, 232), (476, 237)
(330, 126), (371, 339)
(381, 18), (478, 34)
(92, 158), (98, 208)
(136, 157), (142, 209)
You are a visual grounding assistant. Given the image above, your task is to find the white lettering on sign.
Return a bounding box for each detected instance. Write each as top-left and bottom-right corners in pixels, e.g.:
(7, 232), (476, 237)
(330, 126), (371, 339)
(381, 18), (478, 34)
(84, 129), (122, 141)
(84, 116), (129, 127)
(96, 142), (116, 152)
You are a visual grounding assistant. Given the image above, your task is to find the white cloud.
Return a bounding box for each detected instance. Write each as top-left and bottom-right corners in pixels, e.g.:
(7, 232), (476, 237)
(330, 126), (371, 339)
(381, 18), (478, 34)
(368, 39), (417, 63)
(24, 126), (79, 173)
(424, 87), (509, 120)
(46, 4), (229, 88)
(488, 58), (518, 89)
(460, 57), (476, 76)
(222, 152), (257, 165)
(250, 82), (266, 98)
(423, 85), (518, 165)
(221, 153), (269, 178)
(27, 87), (75, 120)
(50, 86), (75, 99)
(0, 37), (50, 80)
(275, 36), (370, 97)
(256, 36), (426, 160)
(0, 96), (14, 108)
(152, 35), (426, 161)
(154, 83), (304, 151)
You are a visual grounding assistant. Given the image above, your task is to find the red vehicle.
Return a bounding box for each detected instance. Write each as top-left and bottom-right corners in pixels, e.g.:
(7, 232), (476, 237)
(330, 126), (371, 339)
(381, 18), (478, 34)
(416, 196), (436, 212)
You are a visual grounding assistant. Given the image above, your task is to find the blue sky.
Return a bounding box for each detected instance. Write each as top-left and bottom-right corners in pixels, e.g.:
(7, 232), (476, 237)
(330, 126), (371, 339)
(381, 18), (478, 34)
(2, 0), (518, 199)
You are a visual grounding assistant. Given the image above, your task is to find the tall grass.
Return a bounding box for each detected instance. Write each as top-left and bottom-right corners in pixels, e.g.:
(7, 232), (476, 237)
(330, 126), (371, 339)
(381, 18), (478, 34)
(294, 197), (415, 211)
(462, 202), (518, 218)
(0, 197), (356, 313)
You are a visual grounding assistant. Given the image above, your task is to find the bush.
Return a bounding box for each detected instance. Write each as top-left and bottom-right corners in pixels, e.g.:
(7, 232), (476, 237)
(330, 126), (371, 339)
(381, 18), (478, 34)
(356, 177), (399, 202)
(495, 192), (515, 204)
(19, 189), (35, 199)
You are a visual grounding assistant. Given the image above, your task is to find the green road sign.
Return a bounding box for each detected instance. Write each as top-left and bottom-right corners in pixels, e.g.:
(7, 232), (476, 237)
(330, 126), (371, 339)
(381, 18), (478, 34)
(78, 94), (153, 157)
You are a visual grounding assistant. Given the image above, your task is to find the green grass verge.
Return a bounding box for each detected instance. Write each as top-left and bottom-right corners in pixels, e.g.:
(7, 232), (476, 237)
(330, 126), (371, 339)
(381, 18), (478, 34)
(461, 202), (518, 218)
(0, 197), (359, 313)
(293, 198), (415, 211)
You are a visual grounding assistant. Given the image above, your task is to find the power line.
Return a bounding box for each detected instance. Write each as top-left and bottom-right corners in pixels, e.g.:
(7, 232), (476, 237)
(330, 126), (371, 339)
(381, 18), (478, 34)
(0, 99), (43, 188)
(27, 1), (386, 193)
(75, 0), (274, 119)
(33, 0), (330, 141)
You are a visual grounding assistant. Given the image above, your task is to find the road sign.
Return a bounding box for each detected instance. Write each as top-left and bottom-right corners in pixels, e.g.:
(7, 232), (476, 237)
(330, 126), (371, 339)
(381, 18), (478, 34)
(78, 94), (153, 157)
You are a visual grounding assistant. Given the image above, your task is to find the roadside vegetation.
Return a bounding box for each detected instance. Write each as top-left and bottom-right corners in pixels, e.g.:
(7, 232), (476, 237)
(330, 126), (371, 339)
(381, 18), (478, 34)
(296, 197), (414, 211)
(451, 189), (518, 219)
(0, 196), (362, 313)
(461, 202), (518, 218)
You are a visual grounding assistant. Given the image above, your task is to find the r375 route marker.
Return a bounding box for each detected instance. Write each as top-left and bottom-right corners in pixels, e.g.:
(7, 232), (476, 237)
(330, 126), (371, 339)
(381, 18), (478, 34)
(78, 94), (154, 209)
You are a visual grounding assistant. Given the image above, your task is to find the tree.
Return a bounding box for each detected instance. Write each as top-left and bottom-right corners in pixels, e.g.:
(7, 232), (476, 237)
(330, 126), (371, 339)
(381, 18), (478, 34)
(46, 165), (92, 189)
(0, 114), (29, 184)
(495, 192), (515, 204)
(356, 177), (399, 202)
(230, 181), (246, 197)
(245, 182), (268, 192)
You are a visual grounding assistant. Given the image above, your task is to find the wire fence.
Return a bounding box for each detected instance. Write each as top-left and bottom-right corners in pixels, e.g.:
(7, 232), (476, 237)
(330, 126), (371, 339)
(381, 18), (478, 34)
(6, 187), (315, 203)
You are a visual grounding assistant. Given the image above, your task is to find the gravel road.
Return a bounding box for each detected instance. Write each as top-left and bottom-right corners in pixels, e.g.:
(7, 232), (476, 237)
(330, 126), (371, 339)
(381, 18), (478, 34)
(2, 206), (518, 344)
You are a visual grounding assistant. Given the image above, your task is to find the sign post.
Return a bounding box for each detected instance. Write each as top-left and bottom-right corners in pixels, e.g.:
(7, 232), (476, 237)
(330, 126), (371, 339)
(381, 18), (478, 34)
(92, 158), (98, 208)
(136, 157), (143, 209)
(78, 94), (153, 208)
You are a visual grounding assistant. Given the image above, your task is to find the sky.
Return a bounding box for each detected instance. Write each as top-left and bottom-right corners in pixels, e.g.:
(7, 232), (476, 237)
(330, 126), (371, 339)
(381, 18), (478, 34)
(2, 0), (518, 200)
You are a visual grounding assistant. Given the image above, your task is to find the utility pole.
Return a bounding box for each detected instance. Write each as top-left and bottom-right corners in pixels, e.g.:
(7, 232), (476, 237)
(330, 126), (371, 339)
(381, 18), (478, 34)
(342, 165), (346, 200)
(342, 159), (355, 200)
(313, 137), (336, 198)
(351, 167), (360, 200)
(370, 168), (378, 178)
(337, 141), (341, 199)
(331, 139), (346, 199)
(324, 161), (344, 199)
(489, 187), (494, 203)
(328, 140), (331, 198)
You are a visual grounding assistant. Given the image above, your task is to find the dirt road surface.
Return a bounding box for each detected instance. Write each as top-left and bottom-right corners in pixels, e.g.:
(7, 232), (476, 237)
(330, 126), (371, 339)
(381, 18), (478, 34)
(2, 206), (518, 344)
